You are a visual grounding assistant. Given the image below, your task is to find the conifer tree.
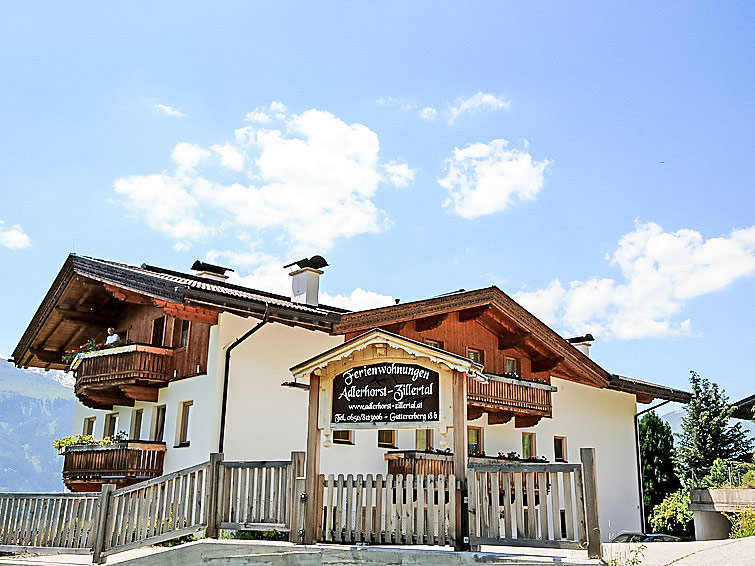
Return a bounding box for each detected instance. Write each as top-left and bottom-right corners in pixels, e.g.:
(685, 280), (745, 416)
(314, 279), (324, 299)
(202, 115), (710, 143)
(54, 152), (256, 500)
(639, 411), (679, 527)
(675, 371), (753, 484)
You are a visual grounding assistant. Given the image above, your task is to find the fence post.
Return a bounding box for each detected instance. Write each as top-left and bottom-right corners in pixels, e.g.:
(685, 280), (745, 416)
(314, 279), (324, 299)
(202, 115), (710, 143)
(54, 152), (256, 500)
(205, 453), (224, 539)
(92, 484), (115, 564)
(580, 448), (602, 560)
(288, 451), (305, 543)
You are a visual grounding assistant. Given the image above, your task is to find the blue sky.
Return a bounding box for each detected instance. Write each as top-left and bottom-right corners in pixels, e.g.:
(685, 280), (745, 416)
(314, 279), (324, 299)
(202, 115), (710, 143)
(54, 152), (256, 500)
(1, 2), (754, 402)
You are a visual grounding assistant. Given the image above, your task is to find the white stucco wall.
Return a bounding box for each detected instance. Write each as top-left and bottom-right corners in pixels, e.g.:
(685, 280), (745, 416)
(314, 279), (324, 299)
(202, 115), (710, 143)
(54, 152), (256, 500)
(219, 313), (344, 461)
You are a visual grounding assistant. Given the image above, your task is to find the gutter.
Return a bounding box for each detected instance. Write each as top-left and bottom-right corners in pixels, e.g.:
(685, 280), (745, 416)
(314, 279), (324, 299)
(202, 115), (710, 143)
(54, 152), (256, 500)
(218, 303), (270, 453)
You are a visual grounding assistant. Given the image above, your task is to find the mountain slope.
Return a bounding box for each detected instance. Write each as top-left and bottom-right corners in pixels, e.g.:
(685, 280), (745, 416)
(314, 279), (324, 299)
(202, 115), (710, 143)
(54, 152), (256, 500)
(0, 361), (75, 492)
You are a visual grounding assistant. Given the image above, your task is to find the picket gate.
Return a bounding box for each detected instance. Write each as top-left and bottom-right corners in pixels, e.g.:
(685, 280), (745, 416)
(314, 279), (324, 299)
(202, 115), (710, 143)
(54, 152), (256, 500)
(319, 473), (457, 546)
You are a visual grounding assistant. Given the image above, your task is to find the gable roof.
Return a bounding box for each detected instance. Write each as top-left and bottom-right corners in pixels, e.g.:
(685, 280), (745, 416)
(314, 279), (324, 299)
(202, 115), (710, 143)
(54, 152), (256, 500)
(13, 254), (345, 368)
(334, 286), (611, 388)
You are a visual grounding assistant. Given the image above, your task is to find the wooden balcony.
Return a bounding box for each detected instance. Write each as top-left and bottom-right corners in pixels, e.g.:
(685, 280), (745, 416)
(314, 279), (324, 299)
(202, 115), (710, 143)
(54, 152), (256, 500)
(72, 344), (173, 409)
(467, 374), (554, 426)
(62, 441), (166, 492)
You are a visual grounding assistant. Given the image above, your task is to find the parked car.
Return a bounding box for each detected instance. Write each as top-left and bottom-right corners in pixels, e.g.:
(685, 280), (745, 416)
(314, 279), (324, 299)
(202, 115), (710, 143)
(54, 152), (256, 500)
(612, 532), (681, 542)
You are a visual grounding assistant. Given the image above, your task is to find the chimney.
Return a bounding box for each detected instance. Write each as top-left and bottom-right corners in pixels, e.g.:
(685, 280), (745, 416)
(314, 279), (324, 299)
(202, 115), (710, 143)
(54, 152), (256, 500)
(566, 333), (595, 358)
(190, 260), (234, 281)
(284, 256), (329, 306)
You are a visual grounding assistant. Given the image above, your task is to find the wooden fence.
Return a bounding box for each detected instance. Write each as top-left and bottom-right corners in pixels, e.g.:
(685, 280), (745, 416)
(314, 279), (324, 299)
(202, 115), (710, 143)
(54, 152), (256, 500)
(466, 448), (601, 559)
(319, 473), (457, 546)
(217, 453), (304, 532)
(0, 493), (99, 554)
(94, 460), (211, 561)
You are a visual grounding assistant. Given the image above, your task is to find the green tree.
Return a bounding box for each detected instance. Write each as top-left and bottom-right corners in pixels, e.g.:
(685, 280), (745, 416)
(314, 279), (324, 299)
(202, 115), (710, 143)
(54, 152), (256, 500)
(650, 490), (693, 538)
(639, 412), (679, 529)
(675, 371), (753, 484)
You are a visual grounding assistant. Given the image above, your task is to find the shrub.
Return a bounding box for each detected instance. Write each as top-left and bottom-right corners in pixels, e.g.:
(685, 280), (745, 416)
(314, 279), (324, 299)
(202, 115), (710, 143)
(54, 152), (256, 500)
(650, 490), (693, 538)
(729, 507), (755, 539)
(703, 458), (755, 488)
(740, 469), (755, 488)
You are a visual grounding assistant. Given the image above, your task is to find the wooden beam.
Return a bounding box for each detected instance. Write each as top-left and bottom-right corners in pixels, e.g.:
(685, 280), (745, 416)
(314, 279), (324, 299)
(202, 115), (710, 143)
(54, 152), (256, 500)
(29, 348), (63, 364)
(467, 405), (485, 421)
(103, 284), (153, 305)
(487, 411), (514, 425)
(153, 300), (220, 325)
(497, 331), (531, 350)
(303, 372), (321, 545)
(452, 369), (468, 551)
(458, 306), (489, 322)
(514, 415), (541, 428)
(118, 385), (159, 402)
(531, 355), (564, 373)
(415, 313), (448, 332)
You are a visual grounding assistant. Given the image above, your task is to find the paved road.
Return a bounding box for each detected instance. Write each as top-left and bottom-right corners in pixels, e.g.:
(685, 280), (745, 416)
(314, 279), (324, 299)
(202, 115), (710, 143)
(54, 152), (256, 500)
(603, 537), (755, 565)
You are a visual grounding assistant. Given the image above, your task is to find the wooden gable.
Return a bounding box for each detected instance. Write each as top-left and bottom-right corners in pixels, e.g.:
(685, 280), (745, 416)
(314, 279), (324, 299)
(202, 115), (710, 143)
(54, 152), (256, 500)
(334, 287), (609, 389)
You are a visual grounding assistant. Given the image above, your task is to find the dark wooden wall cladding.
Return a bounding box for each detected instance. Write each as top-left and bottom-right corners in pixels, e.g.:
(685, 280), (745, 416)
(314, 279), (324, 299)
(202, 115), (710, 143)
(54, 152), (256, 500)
(114, 304), (210, 379)
(345, 311), (548, 382)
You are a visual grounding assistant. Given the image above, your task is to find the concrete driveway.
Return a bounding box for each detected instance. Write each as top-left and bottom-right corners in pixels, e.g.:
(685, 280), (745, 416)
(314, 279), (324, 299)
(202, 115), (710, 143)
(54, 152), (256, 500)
(603, 537), (755, 565)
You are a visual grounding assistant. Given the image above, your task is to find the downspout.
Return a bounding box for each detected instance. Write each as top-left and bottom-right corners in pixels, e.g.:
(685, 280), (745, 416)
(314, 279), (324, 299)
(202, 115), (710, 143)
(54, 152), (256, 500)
(218, 303), (270, 453)
(634, 399), (671, 530)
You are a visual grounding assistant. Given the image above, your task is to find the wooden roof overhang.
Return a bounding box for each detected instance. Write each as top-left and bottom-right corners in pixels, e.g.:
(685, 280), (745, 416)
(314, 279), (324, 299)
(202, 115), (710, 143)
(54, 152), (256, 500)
(13, 255), (343, 370)
(334, 286), (610, 389)
(290, 328), (484, 381)
(606, 375), (692, 404)
(731, 394), (755, 420)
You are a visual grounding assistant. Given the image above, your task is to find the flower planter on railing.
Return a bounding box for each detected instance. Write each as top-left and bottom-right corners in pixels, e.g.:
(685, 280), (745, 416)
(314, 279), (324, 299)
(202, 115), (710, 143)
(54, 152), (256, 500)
(62, 440), (167, 492)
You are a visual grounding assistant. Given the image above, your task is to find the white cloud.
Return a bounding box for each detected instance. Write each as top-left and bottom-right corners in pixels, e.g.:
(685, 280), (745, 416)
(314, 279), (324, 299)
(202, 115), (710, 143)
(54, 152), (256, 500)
(114, 104), (409, 255)
(438, 139), (550, 219)
(211, 143), (244, 171)
(382, 160), (416, 188)
(154, 103), (186, 118)
(514, 222), (755, 340)
(245, 109), (271, 123)
(418, 107), (438, 120)
(172, 142), (211, 172)
(0, 221), (31, 249)
(448, 92), (510, 124)
(321, 288), (395, 311)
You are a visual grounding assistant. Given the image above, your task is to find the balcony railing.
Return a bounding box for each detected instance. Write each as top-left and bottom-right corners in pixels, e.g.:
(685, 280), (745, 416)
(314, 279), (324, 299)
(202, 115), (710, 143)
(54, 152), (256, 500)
(62, 441), (166, 492)
(467, 374), (553, 417)
(72, 344), (173, 408)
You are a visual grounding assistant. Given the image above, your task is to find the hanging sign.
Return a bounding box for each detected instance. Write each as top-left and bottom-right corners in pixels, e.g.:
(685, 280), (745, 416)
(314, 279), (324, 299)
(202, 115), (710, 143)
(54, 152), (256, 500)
(331, 362), (440, 427)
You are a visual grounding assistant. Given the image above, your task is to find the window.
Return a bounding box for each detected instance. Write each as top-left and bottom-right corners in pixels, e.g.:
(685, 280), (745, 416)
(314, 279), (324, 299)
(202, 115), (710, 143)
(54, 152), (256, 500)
(176, 401), (193, 447)
(82, 417), (96, 436)
(522, 432), (536, 460)
(424, 338), (444, 349)
(103, 413), (119, 438)
(504, 357), (520, 376)
(151, 316), (165, 346)
(415, 429), (433, 451)
(466, 347), (484, 366)
(468, 426), (483, 455)
(332, 430), (353, 445)
(130, 409), (143, 440)
(151, 405), (166, 442)
(377, 430), (397, 448)
(180, 320), (190, 348)
(554, 436), (567, 462)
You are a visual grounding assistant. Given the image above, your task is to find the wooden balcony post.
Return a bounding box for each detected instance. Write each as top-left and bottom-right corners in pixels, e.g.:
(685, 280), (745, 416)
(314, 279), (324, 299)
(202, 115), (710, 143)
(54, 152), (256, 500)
(92, 483), (115, 564)
(580, 447), (602, 560)
(205, 453), (223, 539)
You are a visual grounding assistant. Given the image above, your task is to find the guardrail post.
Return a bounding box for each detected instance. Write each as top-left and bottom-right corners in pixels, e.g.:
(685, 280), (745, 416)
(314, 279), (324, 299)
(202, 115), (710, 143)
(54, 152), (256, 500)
(580, 448), (602, 560)
(92, 484), (115, 564)
(288, 451), (305, 543)
(205, 453), (223, 539)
